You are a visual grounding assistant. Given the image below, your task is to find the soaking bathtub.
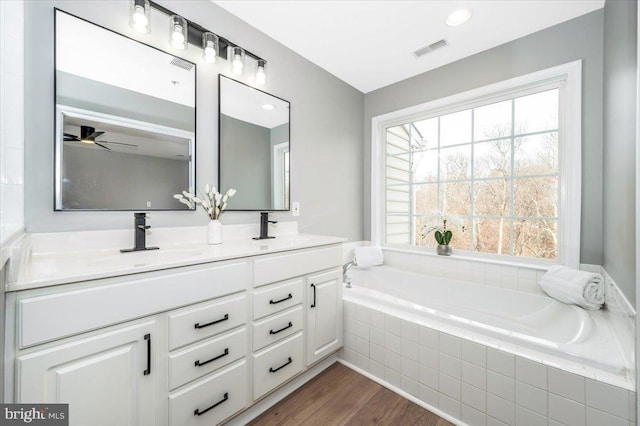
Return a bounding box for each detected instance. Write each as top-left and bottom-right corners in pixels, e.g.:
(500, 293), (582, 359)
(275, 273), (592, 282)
(343, 265), (632, 381)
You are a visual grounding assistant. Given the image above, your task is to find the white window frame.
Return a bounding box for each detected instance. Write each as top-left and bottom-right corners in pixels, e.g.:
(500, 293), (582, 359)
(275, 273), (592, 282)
(371, 61), (582, 268)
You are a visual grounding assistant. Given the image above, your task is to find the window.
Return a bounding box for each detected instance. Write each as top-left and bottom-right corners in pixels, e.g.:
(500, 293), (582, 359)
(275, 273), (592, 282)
(372, 62), (581, 266)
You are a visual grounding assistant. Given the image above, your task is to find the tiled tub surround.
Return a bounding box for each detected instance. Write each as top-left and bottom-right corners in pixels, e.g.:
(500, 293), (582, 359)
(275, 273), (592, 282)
(344, 246), (637, 385)
(337, 251), (636, 426)
(339, 300), (636, 426)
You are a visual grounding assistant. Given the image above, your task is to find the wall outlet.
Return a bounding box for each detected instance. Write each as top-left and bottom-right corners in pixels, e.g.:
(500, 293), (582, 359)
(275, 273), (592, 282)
(292, 202), (300, 216)
(147, 201), (151, 208)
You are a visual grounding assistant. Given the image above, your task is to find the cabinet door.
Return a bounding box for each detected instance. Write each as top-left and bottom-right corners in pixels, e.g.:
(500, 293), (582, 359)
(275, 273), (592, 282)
(17, 320), (157, 426)
(306, 269), (343, 365)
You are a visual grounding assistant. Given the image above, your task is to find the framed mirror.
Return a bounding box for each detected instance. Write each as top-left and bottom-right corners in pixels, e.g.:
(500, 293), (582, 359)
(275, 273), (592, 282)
(219, 75), (290, 211)
(54, 9), (196, 210)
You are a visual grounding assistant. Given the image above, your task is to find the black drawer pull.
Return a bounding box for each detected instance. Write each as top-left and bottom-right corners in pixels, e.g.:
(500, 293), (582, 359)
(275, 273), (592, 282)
(269, 293), (293, 305)
(194, 392), (228, 416)
(269, 357), (293, 373)
(310, 283), (316, 308)
(194, 348), (229, 367)
(194, 314), (229, 329)
(143, 334), (151, 376)
(269, 322), (293, 335)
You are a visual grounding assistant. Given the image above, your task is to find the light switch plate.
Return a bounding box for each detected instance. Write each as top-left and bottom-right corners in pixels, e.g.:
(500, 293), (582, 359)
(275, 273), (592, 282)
(292, 202), (300, 216)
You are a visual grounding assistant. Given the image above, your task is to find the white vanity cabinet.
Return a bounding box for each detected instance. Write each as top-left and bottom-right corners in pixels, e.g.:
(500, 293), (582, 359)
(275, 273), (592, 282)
(306, 269), (343, 365)
(166, 296), (250, 426)
(17, 320), (158, 426)
(250, 245), (342, 401)
(8, 241), (343, 426)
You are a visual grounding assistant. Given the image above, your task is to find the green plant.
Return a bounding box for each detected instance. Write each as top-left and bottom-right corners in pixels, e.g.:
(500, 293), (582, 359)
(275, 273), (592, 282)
(421, 212), (464, 246)
(434, 220), (453, 245)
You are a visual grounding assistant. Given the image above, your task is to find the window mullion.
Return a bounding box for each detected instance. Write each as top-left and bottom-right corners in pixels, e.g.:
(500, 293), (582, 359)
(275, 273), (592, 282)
(437, 117), (441, 213)
(509, 99), (516, 256)
(409, 126), (414, 244)
(470, 109), (475, 252)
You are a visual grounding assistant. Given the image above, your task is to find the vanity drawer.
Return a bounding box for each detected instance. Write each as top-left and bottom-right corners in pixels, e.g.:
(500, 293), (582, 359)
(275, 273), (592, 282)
(253, 245), (342, 287)
(19, 261), (247, 348)
(168, 327), (247, 390)
(253, 332), (303, 400)
(253, 279), (303, 320)
(252, 306), (303, 351)
(169, 360), (247, 426)
(169, 294), (246, 350)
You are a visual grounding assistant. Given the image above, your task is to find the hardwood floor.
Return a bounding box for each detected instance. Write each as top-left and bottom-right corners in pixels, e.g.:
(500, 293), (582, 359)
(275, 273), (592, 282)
(248, 363), (454, 426)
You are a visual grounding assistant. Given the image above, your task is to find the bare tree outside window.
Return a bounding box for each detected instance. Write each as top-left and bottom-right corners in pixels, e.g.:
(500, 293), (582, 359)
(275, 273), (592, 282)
(385, 88), (559, 260)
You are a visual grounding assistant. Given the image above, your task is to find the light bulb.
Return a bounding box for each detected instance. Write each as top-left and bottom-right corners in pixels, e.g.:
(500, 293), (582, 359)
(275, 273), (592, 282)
(229, 47), (245, 75)
(256, 60), (266, 85)
(204, 42), (216, 63)
(233, 56), (243, 74)
(129, 0), (150, 34)
(171, 27), (185, 47)
(133, 6), (147, 26)
(169, 15), (187, 50)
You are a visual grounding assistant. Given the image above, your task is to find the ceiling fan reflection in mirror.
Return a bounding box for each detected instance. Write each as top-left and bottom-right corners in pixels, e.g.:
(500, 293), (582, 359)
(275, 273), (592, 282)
(63, 125), (138, 151)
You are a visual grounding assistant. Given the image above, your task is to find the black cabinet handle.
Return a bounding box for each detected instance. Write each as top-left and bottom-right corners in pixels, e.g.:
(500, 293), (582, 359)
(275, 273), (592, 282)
(143, 334), (151, 376)
(194, 314), (229, 329)
(269, 293), (293, 305)
(310, 284), (316, 308)
(194, 348), (229, 367)
(269, 322), (293, 335)
(269, 357), (293, 373)
(194, 392), (228, 416)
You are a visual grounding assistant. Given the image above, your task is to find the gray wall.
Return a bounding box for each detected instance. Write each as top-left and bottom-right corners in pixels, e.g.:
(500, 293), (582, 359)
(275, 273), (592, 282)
(271, 123), (289, 146)
(363, 10), (605, 265)
(57, 71), (195, 131)
(62, 146), (189, 210)
(603, 0), (637, 305)
(220, 114), (271, 210)
(24, 0), (364, 241)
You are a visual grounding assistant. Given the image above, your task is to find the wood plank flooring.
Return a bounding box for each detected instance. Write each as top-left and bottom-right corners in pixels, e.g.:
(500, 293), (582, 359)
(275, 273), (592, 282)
(248, 363), (454, 426)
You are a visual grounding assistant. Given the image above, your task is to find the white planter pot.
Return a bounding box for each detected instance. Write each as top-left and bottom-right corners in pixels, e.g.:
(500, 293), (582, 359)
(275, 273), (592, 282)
(207, 220), (222, 245)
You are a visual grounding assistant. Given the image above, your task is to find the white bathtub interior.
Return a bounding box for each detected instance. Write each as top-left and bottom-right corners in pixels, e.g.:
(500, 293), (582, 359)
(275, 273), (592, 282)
(344, 265), (635, 389)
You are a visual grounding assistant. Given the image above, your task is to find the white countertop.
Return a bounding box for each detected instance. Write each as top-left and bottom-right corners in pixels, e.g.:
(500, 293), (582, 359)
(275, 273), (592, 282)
(7, 224), (345, 292)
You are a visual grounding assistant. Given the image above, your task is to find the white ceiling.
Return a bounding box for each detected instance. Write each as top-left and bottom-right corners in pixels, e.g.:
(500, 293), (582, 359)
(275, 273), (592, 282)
(221, 77), (290, 129)
(214, 0), (605, 93)
(57, 11), (195, 107)
(64, 116), (191, 160)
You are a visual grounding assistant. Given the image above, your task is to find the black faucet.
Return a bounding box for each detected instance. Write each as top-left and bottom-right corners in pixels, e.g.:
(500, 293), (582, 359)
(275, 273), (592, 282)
(120, 212), (159, 252)
(253, 212), (277, 240)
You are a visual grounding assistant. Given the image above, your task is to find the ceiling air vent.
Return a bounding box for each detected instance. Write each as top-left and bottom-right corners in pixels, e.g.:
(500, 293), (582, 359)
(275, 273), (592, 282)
(413, 39), (449, 58)
(170, 57), (194, 71)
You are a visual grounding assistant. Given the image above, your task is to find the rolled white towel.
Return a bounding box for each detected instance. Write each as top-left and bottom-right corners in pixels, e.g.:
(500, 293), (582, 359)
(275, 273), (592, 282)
(539, 265), (604, 310)
(354, 246), (384, 267)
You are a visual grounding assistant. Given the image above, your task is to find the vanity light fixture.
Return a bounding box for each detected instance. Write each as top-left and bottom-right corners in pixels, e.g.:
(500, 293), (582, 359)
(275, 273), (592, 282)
(129, 0), (150, 33)
(129, 1), (268, 82)
(262, 104), (276, 110)
(446, 8), (472, 26)
(202, 32), (219, 63)
(170, 15), (188, 50)
(229, 46), (245, 75)
(256, 59), (267, 85)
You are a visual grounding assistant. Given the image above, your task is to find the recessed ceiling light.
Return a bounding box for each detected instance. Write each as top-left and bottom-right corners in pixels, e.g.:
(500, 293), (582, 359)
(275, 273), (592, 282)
(446, 9), (472, 27)
(262, 104), (276, 110)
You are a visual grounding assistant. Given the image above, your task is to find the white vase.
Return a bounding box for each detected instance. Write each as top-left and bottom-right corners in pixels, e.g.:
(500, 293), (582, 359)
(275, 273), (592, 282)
(207, 220), (222, 245)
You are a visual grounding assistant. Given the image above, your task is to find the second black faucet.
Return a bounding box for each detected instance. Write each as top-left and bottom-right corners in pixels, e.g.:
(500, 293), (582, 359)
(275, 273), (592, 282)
(253, 212), (277, 240)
